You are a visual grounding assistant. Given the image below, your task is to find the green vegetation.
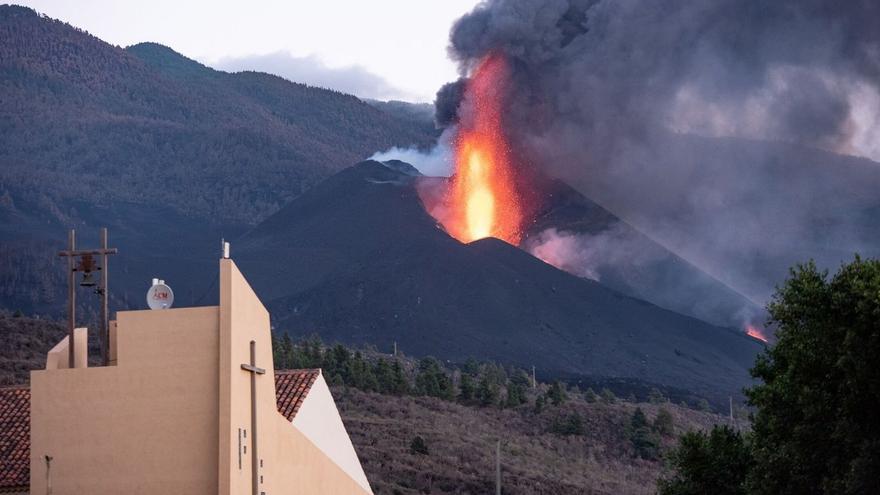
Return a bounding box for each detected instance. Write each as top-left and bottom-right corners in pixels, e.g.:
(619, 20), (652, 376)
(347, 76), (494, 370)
(584, 387), (598, 403)
(546, 381), (567, 406)
(648, 387), (666, 404)
(653, 407), (675, 437)
(628, 407), (661, 460)
(0, 8), (434, 225)
(659, 257), (880, 494)
(415, 357), (454, 400)
(272, 334), (545, 410)
(549, 411), (585, 436)
(271, 333), (717, 439)
(600, 387), (616, 404)
(658, 426), (751, 495)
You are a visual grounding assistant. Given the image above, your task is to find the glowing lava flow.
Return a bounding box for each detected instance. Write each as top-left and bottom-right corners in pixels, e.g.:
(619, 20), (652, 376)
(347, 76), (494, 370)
(746, 324), (769, 343)
(445, 54), (523, 244)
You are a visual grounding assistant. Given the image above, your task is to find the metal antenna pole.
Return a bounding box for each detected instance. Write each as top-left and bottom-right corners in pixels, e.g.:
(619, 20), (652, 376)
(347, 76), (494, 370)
(67, 230), (76, 368)
(100, 227), (109, 366)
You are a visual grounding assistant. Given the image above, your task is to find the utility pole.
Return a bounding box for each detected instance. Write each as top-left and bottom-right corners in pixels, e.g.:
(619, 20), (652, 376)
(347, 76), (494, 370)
(393, 341), (398, 357)
(729, 396), (737, 430)
(495, 440), (501, 495)
(531, 366), (536, 388)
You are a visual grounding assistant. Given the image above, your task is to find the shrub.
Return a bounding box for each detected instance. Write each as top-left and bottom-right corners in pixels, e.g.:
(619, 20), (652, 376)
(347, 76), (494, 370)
(547, 381), (567, 406)
(409, 435), (429, 455)
(697, 398), (711, 412)
(600, 388), (616, 404)
(654, 408), (675, 437)
(584, 387), (598, 403)
(550, 411), (585, 436)
(648, 387), (666, 404)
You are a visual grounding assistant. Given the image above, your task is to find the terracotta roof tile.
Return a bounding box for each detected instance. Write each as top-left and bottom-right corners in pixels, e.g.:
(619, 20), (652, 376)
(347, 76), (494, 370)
(274, 369), (320, 422)
(0, 387), (29, 490)
(0, 369), (321, 490)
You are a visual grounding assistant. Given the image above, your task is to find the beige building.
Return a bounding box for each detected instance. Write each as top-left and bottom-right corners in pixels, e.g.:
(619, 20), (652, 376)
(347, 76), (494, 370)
(2, 258), (372, 494)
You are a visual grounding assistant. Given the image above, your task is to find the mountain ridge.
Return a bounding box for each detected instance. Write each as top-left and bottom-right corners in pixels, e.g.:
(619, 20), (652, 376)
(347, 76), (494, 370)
(0, 5), (436, 315)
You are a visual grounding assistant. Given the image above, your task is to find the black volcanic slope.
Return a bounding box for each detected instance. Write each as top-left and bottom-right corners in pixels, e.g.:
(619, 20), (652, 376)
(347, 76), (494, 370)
(522, 179), (764, 328)
(236, 161), (763, 403)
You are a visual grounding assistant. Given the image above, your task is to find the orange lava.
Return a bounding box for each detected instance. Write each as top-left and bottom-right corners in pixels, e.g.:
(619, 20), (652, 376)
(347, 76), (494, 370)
(444, 54), (524, 244)
(746, 324), (768, 343)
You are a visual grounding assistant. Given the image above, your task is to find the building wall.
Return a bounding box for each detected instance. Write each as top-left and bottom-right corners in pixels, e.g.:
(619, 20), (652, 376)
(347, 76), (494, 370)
(29, 306), (221, 495)
(31, 260), (371, 495)
(218, 257), (273, 495)
(292, 373), (373, 492)
(218, 259), (371, 495)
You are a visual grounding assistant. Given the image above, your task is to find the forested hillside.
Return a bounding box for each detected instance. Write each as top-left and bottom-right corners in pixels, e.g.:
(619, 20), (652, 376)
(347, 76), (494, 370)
(0, 5), (435, 225)
(0, 5), (437, 315)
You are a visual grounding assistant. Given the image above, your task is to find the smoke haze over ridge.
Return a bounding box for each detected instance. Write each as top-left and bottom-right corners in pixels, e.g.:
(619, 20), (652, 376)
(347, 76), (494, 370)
(421, 0), (880, 318)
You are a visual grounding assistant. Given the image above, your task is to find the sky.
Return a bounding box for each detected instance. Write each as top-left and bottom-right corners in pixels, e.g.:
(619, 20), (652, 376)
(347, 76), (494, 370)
(17, 0), (480, 102)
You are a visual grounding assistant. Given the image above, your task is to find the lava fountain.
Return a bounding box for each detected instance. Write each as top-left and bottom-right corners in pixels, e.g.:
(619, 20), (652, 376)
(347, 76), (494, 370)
(746, 324), (769, 343)
(443, 54), (524, 244)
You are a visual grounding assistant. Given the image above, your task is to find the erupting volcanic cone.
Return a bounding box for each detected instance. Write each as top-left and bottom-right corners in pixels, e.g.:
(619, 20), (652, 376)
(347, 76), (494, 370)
(444, 53), (524, 244)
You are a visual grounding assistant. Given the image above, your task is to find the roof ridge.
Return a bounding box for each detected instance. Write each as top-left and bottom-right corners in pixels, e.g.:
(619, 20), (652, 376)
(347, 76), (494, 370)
(274, 368), (321, 375)
(0, 385), (29, 391)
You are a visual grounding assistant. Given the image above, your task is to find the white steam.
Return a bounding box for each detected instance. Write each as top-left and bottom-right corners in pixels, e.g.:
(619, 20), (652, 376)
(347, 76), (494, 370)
(370, 128), (456, 177)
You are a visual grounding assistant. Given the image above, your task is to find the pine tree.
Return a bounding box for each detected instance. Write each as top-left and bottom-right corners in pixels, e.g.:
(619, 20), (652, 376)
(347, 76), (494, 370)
(547, 381), (567, 406)
(415, 357), (453, 399)
(374, 358), (394, 393)
(348, 351), (378, 391)
(648, 387), (666, 404)
(458, 373), (476, 403)
(389, 359), (410, 395)
(629, 407), (660, 459)
(654, 407), (675, 436)
(600, 388), (616, 404)
(462, 357), (480, 376)
(534, 394), (546, 414)
(504, 380), (527, 408)
(584, 387), (598, 403)
(278, 333), (293, 368)
(477, 374), (500, 406)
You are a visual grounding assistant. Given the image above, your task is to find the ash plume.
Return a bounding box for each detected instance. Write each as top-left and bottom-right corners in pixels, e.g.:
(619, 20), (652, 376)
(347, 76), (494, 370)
(436, 0), (880, 318)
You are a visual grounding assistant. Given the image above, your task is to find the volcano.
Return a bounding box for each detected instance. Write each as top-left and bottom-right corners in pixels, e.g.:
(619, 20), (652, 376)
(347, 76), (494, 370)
(235, 160), (763, 404)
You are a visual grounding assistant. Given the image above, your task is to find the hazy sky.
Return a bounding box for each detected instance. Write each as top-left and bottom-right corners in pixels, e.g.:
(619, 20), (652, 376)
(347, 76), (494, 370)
(18, 0), (480, 102)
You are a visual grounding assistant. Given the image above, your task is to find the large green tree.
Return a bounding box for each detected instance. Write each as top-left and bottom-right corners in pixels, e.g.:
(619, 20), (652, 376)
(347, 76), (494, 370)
(657, 426), (751, 495)
(659, 257), (880, 494)
(746, 258), (880, 494)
